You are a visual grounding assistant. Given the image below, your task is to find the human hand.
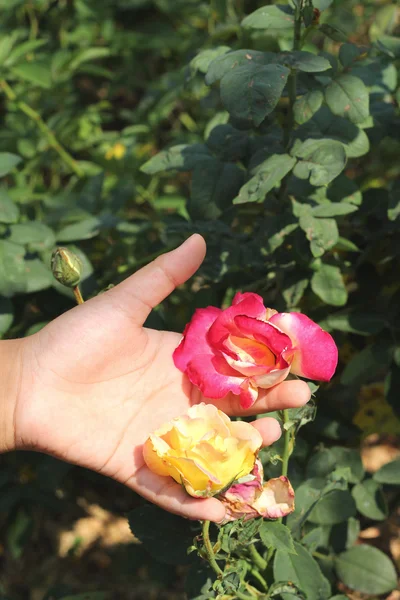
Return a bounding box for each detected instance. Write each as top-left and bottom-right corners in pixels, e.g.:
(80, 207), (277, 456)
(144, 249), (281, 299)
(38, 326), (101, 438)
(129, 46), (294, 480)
(10, 235), (311, 521)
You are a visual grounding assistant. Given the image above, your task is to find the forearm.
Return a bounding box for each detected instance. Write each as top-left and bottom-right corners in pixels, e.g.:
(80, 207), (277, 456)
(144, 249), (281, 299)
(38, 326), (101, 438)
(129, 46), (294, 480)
(0, 339), (23, 453)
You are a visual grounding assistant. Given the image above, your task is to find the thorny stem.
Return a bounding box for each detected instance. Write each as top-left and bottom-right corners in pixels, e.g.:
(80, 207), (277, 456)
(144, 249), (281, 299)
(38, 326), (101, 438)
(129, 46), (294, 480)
(202, 520), (223, 579)
(250, 566), (269, 592)
(0, 79), (84, 178)
(73, 286), (84, 305)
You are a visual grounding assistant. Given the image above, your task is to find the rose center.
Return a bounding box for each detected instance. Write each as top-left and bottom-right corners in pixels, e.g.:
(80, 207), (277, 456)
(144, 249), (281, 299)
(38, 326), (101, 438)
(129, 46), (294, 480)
(229, 335), (276, 366)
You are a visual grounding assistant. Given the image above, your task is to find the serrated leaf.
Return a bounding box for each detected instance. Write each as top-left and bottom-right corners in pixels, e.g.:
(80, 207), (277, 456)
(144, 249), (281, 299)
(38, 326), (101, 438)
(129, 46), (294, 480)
(242, 5), (294, 31)
(11, 61), (52, 88)
(292, 139), (346, 186)
(141, 144), (211, 174)
(352, 479), (387, 520)
(234, 154), (296, 204)
(274, 542), (331, 600)
(294, 90), (324, 125)
(279, 51), (331, 73)
(260, 521), (296, 554)
(335, 545), (397, 595)
(0, 188), (19, 223)
(220, 63), (289, 127)
(311, 264), (347, 306)
(0, 153), (22, 177)
(308, 490), (356, 525)
(205, 49), (274, 85)
(312, 202), (357, 217)
(299, 214), (339, 257)
(373, 458), (400, 484)
(325, 75), (369, 124)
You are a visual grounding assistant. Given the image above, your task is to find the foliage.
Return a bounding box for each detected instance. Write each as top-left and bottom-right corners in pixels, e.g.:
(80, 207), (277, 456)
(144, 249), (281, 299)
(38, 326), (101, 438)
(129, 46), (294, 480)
(0, 0), (399, 598)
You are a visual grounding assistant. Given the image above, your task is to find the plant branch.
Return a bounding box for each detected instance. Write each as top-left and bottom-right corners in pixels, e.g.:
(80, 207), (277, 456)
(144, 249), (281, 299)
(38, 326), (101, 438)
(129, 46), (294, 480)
(248, 544), (267, 572)
(73, 286), (84, 305)
(0, 79), (84, 178)
(283, 0), (304, 148)
(202, 520), (223, 579)
(250, 566), (269, 592)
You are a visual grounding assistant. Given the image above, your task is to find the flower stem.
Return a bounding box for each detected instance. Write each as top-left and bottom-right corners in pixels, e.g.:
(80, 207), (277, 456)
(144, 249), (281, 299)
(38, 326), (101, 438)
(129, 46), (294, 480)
(281, 409), (291, 478)
(283, 0), (303, 148)
(73, 286), (84, 305)
(248, 544), (267, 571)
(202, 520), (223, 579)
(0, 79), (84, 178)
(250, 566), (269, 592)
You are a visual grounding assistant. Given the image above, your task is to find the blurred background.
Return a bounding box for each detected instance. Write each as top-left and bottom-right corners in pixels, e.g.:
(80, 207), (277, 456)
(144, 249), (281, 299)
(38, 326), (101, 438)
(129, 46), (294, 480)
(0, 0), (399, 598)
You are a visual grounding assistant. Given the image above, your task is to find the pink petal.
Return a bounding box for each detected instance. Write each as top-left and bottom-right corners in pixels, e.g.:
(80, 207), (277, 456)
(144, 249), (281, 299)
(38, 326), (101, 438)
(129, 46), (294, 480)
(270, 312), (338, 381)
(239, 380), (259, 409)
(208, 294), (267, 349)
(186, 354), (245, 399)
(234, 315), (292, 355)
(232, 291), (266, 308)
(173, 307), (221, 372)
(253, 476), (295, 519)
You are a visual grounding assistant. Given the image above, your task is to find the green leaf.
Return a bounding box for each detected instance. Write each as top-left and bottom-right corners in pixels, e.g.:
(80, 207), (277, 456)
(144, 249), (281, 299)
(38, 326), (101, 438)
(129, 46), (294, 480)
(299, 213), (339, 258)
(141, 144), (211, 174)
(128, 504), (195, 565)
(56, 217), (101, 242)
(205, 49), (274, 85)
(312, 202), (357, 217)
(234, 154), (296, 204)
(190, 46), (230, 75)
(274, 542), (331, 600)
(11, 61), (52, 88)
(59, 594), (109, 600)
(311, 265), (347, 306)
(0, 240), (26, 297)
(308, 490), (356, 525)
(325, 75), (369, 124)
(0, 153), (22, 177)
(339, 43), (368, 68)
(341, 342), (393, 386)
(259, 521), (296, 554)
(206, 124), (249, 161)
(0, 296), (13, 336)
(319, 24), (347, 42)
(292, 139), (347, 186)
(294, 90), (324, 125)
(352, 479), (388, 520)
(335, 546), (397, 595)
(0, 188), (19, 223)
(4, 39), (48, 67)
(220, 63), (289, 127)
(388, 180), (400, 221)
(7, 508), (32, 560)
(373, 458), (400, 485)
(24, 258), (52, 293)
(282, 274), (309, 308)
(320, 311), (386, 336)
(188, 161), (244, 219)
(279, 51), (331, 73)
(330, 448), (365, 483)
(242, 5), (294, 32)
(8, 222), (56, 252)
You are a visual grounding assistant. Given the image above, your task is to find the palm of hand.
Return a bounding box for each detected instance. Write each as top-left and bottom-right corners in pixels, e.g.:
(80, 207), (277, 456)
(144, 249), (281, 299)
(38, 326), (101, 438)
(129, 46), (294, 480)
(15, 236), (310, 521)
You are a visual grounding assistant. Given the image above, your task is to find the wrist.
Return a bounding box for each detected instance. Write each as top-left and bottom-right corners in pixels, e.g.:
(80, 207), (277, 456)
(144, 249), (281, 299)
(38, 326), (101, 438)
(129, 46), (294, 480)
(0, 338), (24, 453)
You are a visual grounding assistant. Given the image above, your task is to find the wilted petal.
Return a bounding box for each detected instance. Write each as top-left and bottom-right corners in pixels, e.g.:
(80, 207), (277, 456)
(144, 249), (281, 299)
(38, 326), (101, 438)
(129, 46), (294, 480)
(270, 312), (338, 381)
(252, 476), (295, 518)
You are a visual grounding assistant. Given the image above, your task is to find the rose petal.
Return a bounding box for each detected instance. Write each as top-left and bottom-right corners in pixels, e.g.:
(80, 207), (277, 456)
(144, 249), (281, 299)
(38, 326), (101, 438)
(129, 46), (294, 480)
(208, 294), (267, 350)
(186, 354), (245, 399)
(234, 315), (292, 355)
(252, 476), (295, 518)
(239, 380), (259, 409)
(270, 312), (338, 381)
(251, 364), (291, 389)
(173, 307), (221, 372)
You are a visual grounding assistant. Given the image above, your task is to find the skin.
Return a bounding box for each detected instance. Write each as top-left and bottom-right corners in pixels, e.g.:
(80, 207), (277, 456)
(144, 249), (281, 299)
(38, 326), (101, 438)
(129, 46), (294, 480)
(0, 235), (311, 522)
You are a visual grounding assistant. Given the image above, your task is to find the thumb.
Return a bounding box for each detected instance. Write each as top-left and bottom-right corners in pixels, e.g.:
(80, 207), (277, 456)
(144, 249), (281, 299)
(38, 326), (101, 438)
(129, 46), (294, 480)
(105, 234), (206, 326)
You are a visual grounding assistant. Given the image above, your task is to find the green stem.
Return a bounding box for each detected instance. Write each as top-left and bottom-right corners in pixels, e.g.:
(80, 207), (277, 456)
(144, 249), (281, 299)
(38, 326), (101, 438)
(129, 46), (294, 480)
(0, 79), (84, 178)
(202, 520), (223, 579)
(281, 409), (291, 478)
(250, 567), (269, 592)
(248, 544), (267, 571)
(283, 1), (303, 148)
(73, 286), (84, 305)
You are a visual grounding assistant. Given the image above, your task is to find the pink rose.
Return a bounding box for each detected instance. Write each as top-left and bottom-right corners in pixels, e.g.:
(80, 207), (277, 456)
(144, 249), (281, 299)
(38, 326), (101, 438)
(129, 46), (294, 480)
(173, 292), (338, 409)
(219, 459), (295, 523)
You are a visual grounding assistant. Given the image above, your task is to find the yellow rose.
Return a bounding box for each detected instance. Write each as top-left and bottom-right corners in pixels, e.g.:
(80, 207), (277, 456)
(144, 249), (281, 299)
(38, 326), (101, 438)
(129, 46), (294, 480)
(143, 403), (262, 498)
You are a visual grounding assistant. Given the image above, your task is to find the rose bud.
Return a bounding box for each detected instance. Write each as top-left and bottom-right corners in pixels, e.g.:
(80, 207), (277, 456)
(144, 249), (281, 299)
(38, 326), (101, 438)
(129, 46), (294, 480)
(174, 292), (338, 409)
(143, 403), (262, 498)
(219, 459), (295, 523)
(51, 247), (83, 288)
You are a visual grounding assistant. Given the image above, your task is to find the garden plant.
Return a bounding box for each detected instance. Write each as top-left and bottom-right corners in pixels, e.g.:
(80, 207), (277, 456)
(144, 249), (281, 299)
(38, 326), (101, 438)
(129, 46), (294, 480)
(0, 0), (399, 599)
